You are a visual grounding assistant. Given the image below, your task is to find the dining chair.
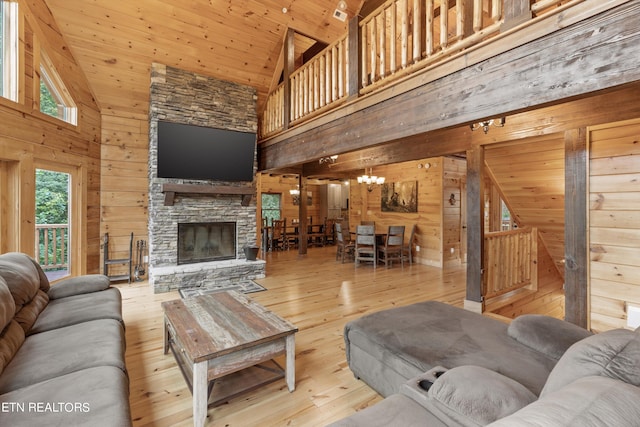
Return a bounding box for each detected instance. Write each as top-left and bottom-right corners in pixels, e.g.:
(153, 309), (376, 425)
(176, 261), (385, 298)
(379, 225), (405, 268)
(335, 222), (355, 263)
(402, 224), (418, 264)
(323, 218), (336, 245)
(271, 219), (287, 250)
(355, 224), (377, 268)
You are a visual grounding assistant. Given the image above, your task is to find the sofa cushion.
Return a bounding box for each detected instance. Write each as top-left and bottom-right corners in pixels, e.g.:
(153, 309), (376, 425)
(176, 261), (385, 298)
(423, 366), (537, 427)
(0, 366), (132, 427)
(0, 277), (15, 332)
(507, 314), (593, 361)
(488, 376), (640, 427)
(47, 274), (110, 300)
(345, 301), (557, 396)
(0, 252), (47, 311)
(29, 287), (123, 335)
(541, 328), (640, 396)
(0, 320), (25, 375)
(13, 290), (49, 334)
(327, 393), (449, 427)
(0, 318), (126, 394)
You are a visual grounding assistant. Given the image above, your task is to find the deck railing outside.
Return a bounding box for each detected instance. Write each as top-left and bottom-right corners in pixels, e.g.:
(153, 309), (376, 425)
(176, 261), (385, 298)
(483, 226), (538, 300)
(35, 223), (69, 272)
(260, 0), (582, 138)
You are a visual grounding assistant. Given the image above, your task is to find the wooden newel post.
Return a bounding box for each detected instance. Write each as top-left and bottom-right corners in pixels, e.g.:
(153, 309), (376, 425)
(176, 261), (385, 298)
(501, 0), (533, 32)
(347, 15), (362, 100)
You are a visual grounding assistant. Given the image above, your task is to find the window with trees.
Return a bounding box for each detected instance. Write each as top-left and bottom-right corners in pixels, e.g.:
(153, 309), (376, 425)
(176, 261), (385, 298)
(261, 193), (281, 226)
(39, 51), (77, 125)
(0, 0), (18, 102)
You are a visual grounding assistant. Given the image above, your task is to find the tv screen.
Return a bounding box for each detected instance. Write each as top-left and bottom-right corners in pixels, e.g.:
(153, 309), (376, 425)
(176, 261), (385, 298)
(157, 120), (256, 182)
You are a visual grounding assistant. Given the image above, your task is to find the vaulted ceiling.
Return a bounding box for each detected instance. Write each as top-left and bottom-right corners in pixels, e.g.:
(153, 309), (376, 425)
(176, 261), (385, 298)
(44, 0), (366, 119)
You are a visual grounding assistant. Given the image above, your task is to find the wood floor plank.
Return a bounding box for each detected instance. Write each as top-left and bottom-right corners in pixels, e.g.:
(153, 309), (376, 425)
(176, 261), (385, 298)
(118, 245), (560, 426)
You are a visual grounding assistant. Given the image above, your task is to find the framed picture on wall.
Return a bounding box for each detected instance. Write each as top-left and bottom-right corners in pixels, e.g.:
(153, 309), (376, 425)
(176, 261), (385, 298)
(293, 191), (312, 206)
(381, 181), (418, 213)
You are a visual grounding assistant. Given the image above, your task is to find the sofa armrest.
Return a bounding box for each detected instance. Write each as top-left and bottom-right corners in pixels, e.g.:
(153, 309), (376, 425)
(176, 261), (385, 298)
(47, 274), (111, 300)
(507, 314), (593, 361)
(401, 366), (537, 427)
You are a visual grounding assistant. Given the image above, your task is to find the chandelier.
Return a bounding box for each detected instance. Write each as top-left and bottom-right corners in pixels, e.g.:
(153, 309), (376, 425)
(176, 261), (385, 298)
(357, 168), (385, 192)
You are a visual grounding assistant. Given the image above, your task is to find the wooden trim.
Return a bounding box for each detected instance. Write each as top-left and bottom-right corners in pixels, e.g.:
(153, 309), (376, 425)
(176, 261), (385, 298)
(564, 127), (589, 328)
(161, 184), (254, 207)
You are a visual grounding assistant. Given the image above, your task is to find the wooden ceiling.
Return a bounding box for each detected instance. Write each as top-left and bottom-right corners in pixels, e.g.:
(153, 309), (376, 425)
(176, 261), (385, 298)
(44, 0), (365, 119)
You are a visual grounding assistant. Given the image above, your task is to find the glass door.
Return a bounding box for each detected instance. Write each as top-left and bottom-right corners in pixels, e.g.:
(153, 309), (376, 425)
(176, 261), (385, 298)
(35, 168), (70, 280)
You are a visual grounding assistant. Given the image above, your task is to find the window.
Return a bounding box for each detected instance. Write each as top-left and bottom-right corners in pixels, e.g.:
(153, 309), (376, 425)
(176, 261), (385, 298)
(261, 193), (281, 226)
(0, 0), (18, 101)
(39, 51), (77, 125)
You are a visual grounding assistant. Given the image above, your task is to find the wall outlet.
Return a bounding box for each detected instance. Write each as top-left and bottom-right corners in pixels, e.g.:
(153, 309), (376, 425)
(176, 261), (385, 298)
(627, 304), (640, 329)
(415, 245), (420, 252)
(143, 255), (149, 263)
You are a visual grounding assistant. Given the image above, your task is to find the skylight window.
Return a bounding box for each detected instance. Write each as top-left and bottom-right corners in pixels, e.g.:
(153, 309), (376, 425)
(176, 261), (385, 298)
(0, 0), (18, 102)
(39, 51), (77, 125)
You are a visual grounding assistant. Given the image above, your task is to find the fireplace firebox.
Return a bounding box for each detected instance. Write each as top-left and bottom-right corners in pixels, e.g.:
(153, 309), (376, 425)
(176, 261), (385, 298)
(177, 222), (236, 264)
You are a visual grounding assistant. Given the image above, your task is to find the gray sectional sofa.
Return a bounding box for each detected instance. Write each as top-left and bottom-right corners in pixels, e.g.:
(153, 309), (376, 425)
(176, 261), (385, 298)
(0, 252), (131, 426)
(330, 300), (640, 426)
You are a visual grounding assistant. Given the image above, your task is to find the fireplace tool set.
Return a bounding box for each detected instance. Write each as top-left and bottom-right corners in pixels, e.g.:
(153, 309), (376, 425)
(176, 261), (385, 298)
(134, 239), (147, 282)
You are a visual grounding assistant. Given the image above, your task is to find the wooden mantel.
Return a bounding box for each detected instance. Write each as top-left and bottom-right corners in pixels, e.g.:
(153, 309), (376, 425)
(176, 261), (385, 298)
(161, 183), (254, 206)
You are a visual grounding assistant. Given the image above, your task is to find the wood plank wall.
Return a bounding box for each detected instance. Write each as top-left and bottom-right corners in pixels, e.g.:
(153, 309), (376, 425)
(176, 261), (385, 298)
(0, 0), (101, 274)
(589, 118), (640, 332)
(100, 116), (149, 277)
(348, 157), (462, 267)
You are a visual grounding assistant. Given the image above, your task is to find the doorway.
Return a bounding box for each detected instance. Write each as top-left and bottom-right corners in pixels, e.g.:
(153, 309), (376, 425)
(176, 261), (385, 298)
(35, 167), (71, 280)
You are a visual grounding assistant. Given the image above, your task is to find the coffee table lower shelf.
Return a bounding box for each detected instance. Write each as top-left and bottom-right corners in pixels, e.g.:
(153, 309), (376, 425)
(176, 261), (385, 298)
(168, 340), (286, 407)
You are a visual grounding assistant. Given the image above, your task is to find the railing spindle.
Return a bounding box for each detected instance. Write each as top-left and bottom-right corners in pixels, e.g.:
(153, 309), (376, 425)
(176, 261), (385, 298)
(401, 0), (408, 68)
(413, 0), (422, 62)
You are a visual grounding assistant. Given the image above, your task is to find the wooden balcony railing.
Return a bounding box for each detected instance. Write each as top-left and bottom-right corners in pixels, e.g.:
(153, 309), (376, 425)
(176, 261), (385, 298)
(483, 226), (538, 300)
(260, 0), (583, 138)
(35, 224), (69, 271)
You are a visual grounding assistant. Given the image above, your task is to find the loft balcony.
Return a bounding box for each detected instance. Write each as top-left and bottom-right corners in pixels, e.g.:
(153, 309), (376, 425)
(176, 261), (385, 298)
(257, 0), (639, 174)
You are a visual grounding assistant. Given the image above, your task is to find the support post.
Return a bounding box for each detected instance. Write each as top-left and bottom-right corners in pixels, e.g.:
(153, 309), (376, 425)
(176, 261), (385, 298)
(465, 145), (484, 312)
(347, 15), (362, 100)
(564, 128), (589, 328)
(298, 175), (309, 254)
(501, 0), (532, 32)
(283, 28), (295, 130)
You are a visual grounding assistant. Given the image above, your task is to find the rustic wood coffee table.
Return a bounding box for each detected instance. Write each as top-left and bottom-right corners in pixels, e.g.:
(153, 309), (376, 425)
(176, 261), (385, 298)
(162, 291), (298, 427)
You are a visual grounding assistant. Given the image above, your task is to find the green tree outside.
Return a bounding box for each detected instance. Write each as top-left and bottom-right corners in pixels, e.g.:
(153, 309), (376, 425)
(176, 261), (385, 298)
(36, 169), (69, 269)
(40, 80), (59, 118)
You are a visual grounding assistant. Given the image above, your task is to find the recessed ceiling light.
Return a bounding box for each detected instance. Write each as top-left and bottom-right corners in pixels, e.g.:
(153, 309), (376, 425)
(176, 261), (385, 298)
(282, 7), (288, 13)
(338, 1), (347, 10)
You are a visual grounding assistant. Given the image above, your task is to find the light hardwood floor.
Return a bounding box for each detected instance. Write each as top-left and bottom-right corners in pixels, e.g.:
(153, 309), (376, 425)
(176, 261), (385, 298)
(117, 246), (517, 426)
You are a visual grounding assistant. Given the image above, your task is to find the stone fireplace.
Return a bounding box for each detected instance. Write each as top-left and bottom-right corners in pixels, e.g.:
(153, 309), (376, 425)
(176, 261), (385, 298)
(148, 64), (265, 293)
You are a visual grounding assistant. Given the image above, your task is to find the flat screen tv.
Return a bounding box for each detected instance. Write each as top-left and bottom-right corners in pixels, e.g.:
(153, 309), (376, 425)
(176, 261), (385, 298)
(157, 120), (256, 182)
